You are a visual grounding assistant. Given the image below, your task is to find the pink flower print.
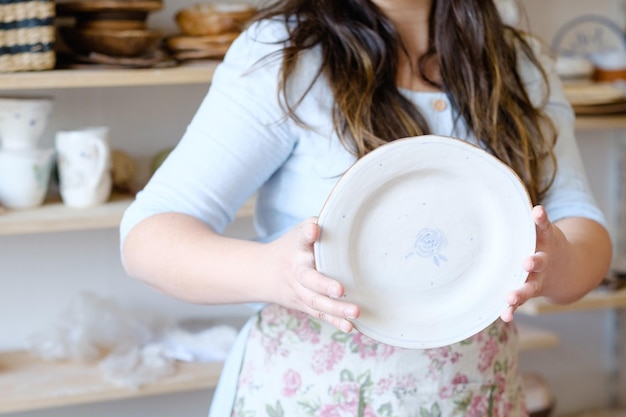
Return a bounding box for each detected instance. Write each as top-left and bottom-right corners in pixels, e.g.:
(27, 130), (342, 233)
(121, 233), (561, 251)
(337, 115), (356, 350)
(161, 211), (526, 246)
(260, 332), (282, 357)
(452, 372), (469, 385)
(315, 403), (376, 417)
(352, 333), (379, 359)
(439, 385), (453, 399)
(237, 362), (255, 387)
(316, 382), (377, 417)
(331, 381), (361, 405)
(493, 374), (506, 397)
(312, 341), (344, 374)
(467, 393), (490, 417)
(440, 372), (469, 399)
(376, 376), (394, 395)
(293, 318), (321, 344)
(426, 346), (462, 378)
(282, 369), (302, 397)
(393, 373), (418, 398)
(352, 333), (395, 359)
(260, 304), (283, 324)
(478, 337), (498, 373)
(426, 346), (460, 364)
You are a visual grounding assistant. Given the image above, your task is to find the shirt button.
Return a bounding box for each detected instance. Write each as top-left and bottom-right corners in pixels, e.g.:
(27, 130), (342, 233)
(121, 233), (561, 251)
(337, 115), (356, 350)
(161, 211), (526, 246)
(432, 98), (447, 112)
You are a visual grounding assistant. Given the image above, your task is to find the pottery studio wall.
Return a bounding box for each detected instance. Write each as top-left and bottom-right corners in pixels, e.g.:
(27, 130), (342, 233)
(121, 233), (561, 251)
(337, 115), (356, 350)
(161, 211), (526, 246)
(0, 1), (624, 417)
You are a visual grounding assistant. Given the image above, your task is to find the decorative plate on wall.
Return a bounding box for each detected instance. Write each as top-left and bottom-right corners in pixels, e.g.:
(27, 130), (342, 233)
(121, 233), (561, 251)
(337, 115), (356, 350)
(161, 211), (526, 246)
(552, 14), (626, 58)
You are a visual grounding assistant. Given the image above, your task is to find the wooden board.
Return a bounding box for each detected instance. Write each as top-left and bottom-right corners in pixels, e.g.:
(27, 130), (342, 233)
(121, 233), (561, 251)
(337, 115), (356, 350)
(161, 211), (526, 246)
(0, 194), (255, 236)
(0, 350), (223, 414)
(518, 289), (626, 315)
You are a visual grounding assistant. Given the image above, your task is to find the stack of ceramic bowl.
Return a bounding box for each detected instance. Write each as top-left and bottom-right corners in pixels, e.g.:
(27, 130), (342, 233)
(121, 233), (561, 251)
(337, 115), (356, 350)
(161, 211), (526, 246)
(166, 3), (256, 62)
(55, 0), (167, 67)
(0, 97), (55, 209)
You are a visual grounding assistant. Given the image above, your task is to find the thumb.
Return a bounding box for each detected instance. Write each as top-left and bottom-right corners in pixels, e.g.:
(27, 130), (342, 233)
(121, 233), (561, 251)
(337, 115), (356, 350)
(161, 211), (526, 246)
(296, 217), (320, 250)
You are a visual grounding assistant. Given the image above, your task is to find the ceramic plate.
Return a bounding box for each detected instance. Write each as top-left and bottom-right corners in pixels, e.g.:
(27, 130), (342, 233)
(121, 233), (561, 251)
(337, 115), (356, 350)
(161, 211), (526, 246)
(314, 135), (535, 349)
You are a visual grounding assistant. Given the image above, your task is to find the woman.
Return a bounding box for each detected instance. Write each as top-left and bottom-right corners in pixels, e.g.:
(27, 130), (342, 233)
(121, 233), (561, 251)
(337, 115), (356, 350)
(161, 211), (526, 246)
(120, 0), (612, 415)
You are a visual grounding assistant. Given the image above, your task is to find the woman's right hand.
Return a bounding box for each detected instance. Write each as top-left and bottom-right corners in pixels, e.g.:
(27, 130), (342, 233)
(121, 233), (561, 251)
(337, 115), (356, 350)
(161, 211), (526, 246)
(266, 217), (360, 333)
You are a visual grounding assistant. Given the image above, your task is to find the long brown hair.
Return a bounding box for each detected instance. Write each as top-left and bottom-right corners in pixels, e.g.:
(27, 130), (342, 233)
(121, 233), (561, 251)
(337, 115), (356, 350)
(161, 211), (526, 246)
(252, 0), (556, 204)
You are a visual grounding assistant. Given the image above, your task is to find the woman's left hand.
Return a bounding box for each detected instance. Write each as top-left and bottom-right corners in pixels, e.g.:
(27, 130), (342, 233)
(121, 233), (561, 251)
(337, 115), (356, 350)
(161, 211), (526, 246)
(500, 205), (565, 322)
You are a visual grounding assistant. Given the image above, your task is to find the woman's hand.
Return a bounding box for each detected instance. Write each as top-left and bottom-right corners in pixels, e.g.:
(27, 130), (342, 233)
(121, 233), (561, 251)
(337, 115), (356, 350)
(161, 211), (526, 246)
(267, 217), (360, 332)
(500, 205), (566, 322)
(501, 204), (611, 322)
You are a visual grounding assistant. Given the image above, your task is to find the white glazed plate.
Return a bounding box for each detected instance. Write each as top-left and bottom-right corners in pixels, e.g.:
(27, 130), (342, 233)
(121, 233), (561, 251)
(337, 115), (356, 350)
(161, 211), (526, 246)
(314, 135), (536, 349)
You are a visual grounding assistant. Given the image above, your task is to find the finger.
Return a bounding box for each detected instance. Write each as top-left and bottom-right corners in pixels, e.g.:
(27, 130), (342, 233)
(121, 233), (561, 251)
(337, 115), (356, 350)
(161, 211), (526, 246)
(523, 251), (548, 273)
(295, 218), (320, 251)
(532, 205), (552, 243)
(299, 289), (360, 332)
(304, 291), (359, 321)
(507, 277), (542, 309)
(318, 313), (355, 333)
(305, 286), (360, 320)
(299, 267), (345, 299)
(532, 205), (548, 228)
(296, 268), (359, 312)
(500, 305), (515, 323)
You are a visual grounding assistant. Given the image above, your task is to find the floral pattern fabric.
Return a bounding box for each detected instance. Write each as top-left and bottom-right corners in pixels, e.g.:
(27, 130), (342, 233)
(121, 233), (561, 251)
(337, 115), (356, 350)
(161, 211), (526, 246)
(232, 304), (527, 417)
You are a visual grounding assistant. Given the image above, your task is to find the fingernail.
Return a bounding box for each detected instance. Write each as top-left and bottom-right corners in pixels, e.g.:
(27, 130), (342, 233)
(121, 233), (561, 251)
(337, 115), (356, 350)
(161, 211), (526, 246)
(329, 286), (340, 298)
(344, 307), (356, 319)
(341, 321), (353, 333)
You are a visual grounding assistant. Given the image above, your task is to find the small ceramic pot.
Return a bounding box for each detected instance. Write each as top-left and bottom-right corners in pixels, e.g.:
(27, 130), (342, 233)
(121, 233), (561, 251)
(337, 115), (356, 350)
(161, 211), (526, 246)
(0, 147), (54, 209)
(0, 96), (53, 150)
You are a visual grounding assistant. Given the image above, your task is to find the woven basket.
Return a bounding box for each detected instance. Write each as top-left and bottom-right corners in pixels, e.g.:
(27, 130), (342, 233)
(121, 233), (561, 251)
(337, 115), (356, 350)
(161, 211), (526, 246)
(0, 0), (55, 72)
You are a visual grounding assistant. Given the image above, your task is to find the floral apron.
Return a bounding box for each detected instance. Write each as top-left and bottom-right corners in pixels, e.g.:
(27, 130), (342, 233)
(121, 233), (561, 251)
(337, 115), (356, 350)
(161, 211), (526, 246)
(231, 304), (527, 417)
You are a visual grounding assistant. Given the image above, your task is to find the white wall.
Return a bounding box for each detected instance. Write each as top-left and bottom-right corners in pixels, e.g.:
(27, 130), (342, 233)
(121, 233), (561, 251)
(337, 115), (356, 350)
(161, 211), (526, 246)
(1, 1), (626, 417)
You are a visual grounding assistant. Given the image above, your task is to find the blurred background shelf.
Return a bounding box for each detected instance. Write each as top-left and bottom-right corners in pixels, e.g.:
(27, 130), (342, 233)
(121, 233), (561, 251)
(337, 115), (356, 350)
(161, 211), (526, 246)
(0, 323), (557, 415)
(575, 115), (626, 130)
(517, 323), (560, 350)
(0, 194), (255, 235)
(518, 289), (626, 315)
(0, 63), (219, 90)
(0, 350), (222, 414)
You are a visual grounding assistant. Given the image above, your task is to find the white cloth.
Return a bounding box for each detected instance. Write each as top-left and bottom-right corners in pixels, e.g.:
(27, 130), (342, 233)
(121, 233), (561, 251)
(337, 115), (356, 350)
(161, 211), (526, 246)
(120, 19), (606, 416)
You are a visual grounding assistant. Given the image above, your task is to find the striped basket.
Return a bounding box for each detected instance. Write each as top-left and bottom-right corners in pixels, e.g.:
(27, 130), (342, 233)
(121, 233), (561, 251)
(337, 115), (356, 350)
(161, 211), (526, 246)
(0, 0), (55, 72)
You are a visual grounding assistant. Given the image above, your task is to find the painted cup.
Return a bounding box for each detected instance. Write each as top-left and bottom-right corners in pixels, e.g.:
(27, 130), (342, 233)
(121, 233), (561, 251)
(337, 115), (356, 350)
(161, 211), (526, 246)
(0, 96), (54, 150)
(0, 148), (54, 209)
(55, 126), (112, 208)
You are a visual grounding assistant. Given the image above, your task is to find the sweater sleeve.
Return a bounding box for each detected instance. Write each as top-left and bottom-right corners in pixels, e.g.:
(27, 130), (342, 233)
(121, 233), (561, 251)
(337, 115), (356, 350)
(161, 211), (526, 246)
(120, 21), (297, 245)
(518, 39), (607, 227)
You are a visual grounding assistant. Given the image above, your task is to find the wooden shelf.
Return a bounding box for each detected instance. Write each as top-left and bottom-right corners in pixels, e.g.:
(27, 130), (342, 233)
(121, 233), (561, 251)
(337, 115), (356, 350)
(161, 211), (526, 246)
(0, 194), (255, 236)
(575, 115), (626, 130)
(517, 323), (560, 351)
(518, 288), (626, 315)
(0, 65), (624, 131)
(0, 322), (556, 414)
(0, 63), (219, 90)
(0, 350), (222, 414)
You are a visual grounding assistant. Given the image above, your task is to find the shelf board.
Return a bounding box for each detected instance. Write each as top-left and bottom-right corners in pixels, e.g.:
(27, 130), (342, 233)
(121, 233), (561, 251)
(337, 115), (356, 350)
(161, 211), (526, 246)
(518, 288), (626, 315)
(0, 350), (222, 414)
(517, 323), (560, 351)
(575, 115), (626, 130)
(0, 63), (219, 90)
(0, 66), (625, 130)
(0, 194), (255, 236)
(0, 322), (555, 414)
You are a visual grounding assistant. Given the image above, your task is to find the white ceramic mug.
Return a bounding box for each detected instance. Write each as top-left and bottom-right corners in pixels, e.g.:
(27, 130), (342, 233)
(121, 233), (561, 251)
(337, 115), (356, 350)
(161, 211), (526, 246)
(0, 96), (54, 150)
(55, 126), (112, 208)
(0, 148), (54, 209)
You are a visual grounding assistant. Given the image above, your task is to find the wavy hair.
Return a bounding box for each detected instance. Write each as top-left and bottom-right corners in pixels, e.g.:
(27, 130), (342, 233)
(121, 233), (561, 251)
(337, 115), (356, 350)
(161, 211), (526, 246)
(252, 0), (557, 204)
